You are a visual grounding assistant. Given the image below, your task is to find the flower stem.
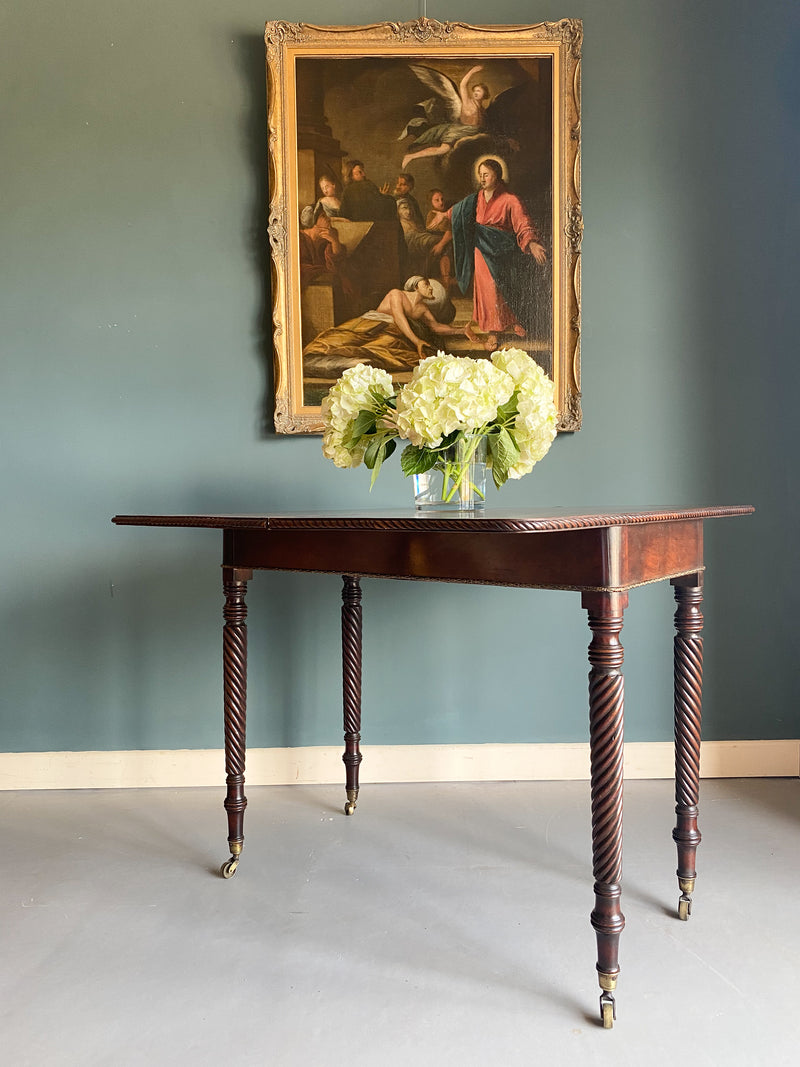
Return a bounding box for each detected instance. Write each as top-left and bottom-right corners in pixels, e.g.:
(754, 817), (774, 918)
(442, 433), (484, 503)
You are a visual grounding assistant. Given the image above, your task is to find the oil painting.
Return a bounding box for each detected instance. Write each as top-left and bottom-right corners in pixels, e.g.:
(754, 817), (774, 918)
(266, 18), (582, 433)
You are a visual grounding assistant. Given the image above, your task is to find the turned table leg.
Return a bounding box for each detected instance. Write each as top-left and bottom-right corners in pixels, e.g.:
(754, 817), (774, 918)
(671, 574), (704, 920)
(220, 567), (252, 878)
(341, 575), (363, 816)
(583, 590), (628, 1029)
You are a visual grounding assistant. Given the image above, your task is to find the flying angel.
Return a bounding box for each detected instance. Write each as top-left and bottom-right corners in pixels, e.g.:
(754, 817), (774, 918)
(398, 63), (523, 169)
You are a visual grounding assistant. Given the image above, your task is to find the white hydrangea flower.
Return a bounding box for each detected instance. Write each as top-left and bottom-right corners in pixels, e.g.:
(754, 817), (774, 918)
(490, 346), (535, 385)
(395, 352), (514, 447)
(490, 348), (558, 478)
(320, 349), (557, 488)
(321, 363), (394, 468)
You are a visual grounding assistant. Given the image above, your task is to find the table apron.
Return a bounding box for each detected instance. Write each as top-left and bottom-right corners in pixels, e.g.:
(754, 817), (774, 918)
(222, 520), (704, 591)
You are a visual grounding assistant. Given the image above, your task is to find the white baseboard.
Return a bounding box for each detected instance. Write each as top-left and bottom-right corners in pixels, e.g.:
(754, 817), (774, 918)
(0, 740), (797, 790)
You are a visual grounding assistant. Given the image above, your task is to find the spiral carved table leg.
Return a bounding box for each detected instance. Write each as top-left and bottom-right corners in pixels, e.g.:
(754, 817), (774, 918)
(220, 567), (251, 878)
(583, 591), (627, 1028)
(341, 575), (363, 816)
(671, 574), (704, 919)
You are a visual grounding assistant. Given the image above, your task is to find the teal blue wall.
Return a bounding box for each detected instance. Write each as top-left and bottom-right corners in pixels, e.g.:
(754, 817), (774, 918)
(2, 1), (797, 752)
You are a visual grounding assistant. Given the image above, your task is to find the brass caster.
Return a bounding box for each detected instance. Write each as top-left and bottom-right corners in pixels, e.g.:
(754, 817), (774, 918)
(344, 801), (356, 816)
(678, 895), (692, 921)
(220, 857), (239, 879)
(600, 992), (616, 1029)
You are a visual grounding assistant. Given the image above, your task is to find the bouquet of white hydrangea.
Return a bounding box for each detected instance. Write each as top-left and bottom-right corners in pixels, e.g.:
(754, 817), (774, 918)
(321, 349), (558, 497)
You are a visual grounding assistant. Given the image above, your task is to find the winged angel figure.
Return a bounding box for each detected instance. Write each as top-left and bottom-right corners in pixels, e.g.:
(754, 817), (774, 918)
(399, 63), (522, 169)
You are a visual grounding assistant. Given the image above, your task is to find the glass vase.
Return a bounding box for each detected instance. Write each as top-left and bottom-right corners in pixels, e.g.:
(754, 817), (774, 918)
(413, 435), (487, 511)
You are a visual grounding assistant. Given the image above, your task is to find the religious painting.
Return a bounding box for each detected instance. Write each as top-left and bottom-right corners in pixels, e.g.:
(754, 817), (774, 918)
(265, 18), (582, 433)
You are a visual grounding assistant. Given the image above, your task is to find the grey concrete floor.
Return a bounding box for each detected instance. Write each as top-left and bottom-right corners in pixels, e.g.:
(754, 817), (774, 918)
(1, 778), (798, 1066)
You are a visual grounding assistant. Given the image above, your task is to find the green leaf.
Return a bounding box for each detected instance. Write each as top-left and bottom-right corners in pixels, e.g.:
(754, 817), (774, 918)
(495, 390), (520, 424)
(367, 439), (390, 489)
(400, 444), (439, 477)
(488, 427), (520, 489)
(437, 429), (461, 451)
(368, 385), (394, 407)
(363, 434), (396, 490)
(346, 409), (377, 444)
(363, 435), (384, 470)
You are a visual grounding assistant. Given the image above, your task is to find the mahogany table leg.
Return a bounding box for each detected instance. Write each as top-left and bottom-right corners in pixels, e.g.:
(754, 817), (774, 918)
(671, 574), (704, 920)
(341, 575), (363, 816)
(582, 590), (628, 1029)
(220, 566), (252, 878)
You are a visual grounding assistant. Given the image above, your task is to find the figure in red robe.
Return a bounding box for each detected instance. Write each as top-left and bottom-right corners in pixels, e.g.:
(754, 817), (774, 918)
(449, 158), (547, 339)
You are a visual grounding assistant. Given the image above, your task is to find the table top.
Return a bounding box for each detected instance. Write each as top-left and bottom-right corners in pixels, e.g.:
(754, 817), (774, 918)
(112, 505), (754, 534)
(113, 505), (754, 591)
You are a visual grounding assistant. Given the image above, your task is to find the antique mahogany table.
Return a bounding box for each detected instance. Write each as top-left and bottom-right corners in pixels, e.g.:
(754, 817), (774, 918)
(112, 505), (753, 1028)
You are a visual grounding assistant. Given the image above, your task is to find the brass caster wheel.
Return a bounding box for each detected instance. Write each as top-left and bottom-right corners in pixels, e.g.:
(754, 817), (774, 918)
(220, 857), (239, 879)
(678, 895), (692, 921)
(344, 801), (356, 816)
(600, 993), (616, 1029)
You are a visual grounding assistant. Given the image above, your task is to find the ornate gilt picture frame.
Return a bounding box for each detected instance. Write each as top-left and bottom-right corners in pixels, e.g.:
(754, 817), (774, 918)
(265, 18), (582, 434)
